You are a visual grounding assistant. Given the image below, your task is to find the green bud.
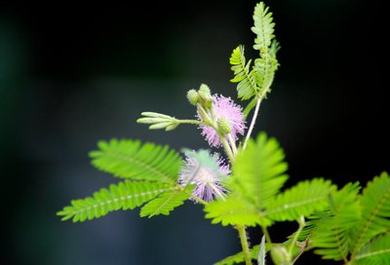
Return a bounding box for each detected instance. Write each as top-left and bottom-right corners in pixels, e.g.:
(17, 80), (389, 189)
(186, 89), (199, 105)
(198, 83), (211, 95)
(198, 84), (212, 109)
(165, 123), (179, 131)
(270, 245), (291, 265)
(137, 117), (166, 124)
(137, 112), (178, 131)
(217, 118), (231, 136)
(149, 122), (172, 130)
(140, 112), (172, 119)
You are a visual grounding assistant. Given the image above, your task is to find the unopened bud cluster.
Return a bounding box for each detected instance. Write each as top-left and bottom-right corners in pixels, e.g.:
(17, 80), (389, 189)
(137, 83), (245, 150)
(137, 112), (179, 131)
(186, 83), (212, 109)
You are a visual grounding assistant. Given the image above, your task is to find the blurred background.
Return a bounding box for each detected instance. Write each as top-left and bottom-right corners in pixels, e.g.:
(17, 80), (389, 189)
(1, 0), (386, 264)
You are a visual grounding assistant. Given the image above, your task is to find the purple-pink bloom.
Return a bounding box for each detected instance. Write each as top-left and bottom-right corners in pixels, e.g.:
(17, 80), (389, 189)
(199, 95), (246, 147)
(179, 150), (230, 202)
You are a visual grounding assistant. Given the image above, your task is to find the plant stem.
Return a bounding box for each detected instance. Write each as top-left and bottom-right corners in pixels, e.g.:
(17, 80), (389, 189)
(228, 134), (238, 155)
(288, 217), (305, 258)
(291, 243), (306, 265)
(261, 226), (272, 244)
(221, 135), (250, 264)
(177, 119), (201, 125)
(217, 104), (251, 265)
(221, 137), (235, 162)
(243, 97), (262, 149)
(237, 225), (252, 265)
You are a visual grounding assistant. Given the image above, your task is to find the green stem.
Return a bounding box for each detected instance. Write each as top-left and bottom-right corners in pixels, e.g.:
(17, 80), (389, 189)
(228, 134), (238, 155)
(176, 119), (201, 125)
(221, 137), (235, 162)
(237, 225), (252, 265)
(288, 217), (305, 258)
(261, 226), (272, 244)
(243, 97), (262, 149)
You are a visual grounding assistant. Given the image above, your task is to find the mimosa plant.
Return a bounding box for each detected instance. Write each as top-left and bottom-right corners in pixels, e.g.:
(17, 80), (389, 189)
(58, 3), (390, 265)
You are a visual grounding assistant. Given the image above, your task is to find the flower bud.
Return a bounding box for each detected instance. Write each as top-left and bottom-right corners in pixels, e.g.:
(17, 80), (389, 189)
(165, 123), (179, 131)
(270, 245), (291, 265)
(198, 83), (211, 95)
(217, 118), (231, 136)
(149, 122), (172, 130)
(187, 89), (199, 105)
(198, 84), (212, 109)
(137, 112), (179, 132)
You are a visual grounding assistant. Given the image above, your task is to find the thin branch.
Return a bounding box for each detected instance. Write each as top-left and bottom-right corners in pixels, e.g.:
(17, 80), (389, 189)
(176, 119), (201, 125)
(221, 137), (235, 163)
(261, 226), (272, 244)
(288, 217), (305, 256)
(237, 225), (252, 265)
(228, 134), (238, 156)
(243, 97), (262, 149)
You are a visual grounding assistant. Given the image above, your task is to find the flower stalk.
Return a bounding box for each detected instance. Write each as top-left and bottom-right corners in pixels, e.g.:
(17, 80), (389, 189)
(237, 225), (253, 265)
(137, 112), (200, 131)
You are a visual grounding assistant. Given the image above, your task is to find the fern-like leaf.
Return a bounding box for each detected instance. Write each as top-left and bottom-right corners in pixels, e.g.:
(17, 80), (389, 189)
(205, 195), (268, 227)
(351, 172), (390, 254)
(231, 132), (288, 210)
(206, 132), (287, 227)
(252, 48), (279, 96)
(311, 182), (361, 261)
(90, 139), (182, 184)
(229, 2), (279, 116)
(57, 181), (171, 222)
(252, 2), (275, 52)
(265, 178), (335, 221)
(140, 188), (190, 217)
(57, 181), (172, 222)
(230, 45), (257, 101)
(355, 234), (390, 265)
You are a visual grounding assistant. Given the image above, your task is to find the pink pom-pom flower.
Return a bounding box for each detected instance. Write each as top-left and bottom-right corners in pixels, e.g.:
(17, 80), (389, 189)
(199, 95), (246, 147)
(178, 149), (229, 202)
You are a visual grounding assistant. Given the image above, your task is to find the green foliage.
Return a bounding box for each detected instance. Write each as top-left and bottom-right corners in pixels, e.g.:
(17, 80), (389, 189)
(252, 47), (278, 97)
(90, 139), (182, 184)
(205, 132), (338, 233)
(355, 234), (390, 265)
(311, 173), (390, 265)
(311, 182), (361, 261)
(232, 132), (288, 210)
(57, 181), (171, 222)
(205, 196), (264, 227)
(351, 172), (390, 253)
(230, 2), (279, 115)
(230, 45), (257, 101)
(58, 138), (188, 222)
(252, 2), (275, 51)
(205, 132), (287, 227)
(140, 188), (190, 217)
(266, 179), (336, 222)
(57, 2), (390, 265)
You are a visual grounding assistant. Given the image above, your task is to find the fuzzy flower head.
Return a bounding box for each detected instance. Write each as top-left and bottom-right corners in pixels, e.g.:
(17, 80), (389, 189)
(178, 149), (230, 202)
(199, 95), (246, 147)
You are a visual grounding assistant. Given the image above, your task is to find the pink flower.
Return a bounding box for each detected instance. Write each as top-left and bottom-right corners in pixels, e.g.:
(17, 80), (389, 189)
(179, 150), (229, 202)
(199, 95), (246, 147)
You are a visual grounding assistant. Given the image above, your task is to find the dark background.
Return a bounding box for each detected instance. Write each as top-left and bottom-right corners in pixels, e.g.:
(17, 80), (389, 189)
(1, 0), (386, 264)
